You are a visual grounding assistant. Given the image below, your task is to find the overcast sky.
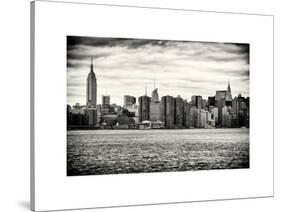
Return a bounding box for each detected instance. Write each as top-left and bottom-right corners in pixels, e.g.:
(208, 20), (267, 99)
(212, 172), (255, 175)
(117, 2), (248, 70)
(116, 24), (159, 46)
(67, 36), (249, 106)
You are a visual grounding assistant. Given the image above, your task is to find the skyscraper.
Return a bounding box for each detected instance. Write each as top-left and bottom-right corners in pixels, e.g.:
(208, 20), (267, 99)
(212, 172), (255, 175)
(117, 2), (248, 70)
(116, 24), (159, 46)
(161, 96), (175, 128)
(150, 88), (161, 121)
(124, 95), (136, 108)
(102, 95), (110, 106)
(226, 81), (232, 101)
(174, 95), (184, 127)
(138, 94), (151, 122)
(151, 88), (159, 102)
(191, 95), (202, 109)
(183, 100), (191, 128)
(86, 57), (97, 109)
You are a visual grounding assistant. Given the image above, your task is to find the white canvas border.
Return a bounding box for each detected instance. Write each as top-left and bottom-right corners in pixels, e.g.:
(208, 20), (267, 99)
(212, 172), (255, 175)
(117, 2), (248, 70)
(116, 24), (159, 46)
(31, 1), (274, 211)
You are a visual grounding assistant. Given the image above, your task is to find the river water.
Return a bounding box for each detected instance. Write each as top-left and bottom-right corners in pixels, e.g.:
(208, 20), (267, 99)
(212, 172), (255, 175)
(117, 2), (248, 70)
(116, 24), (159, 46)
(67, 128), (249, 176)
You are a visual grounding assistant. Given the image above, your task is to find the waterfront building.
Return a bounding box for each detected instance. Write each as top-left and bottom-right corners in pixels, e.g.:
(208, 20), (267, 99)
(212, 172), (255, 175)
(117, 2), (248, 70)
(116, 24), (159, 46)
(208, 106), (219, 126)
(183, 100), (191, 128)
(174, 95), (184, 128)
(199, 109), (207, 128)
(190, 106), (197, 128)
(151, 120), (165, 129)
(138, 95), (151, 122)
(101, 114), (118, 127)
(68, 105), (87, 126)
(85, 108), (97, 126)
(150, 102), (161, 121)
(191, 95), (202, 109)
(161, 95), (175, 128)
(232, 94), (249, 127)
(86, 57), (97, 109)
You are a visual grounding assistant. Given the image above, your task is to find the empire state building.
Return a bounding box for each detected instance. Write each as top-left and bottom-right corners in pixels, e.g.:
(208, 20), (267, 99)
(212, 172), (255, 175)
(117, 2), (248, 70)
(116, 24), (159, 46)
(86, 57), (97, 108)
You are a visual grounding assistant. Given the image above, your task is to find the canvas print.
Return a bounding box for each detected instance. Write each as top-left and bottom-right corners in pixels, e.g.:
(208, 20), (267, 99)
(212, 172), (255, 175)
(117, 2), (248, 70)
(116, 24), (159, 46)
(67, 36), (250, 176)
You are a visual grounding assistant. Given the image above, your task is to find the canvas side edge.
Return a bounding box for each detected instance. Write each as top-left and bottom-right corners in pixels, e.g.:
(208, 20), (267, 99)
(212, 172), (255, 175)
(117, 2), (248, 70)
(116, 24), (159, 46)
(30, 1), (36, 211)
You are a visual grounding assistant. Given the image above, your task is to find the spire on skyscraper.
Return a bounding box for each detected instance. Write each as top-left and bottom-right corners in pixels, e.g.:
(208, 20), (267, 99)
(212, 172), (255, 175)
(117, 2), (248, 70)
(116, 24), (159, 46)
(86, 56), (97, 108)
(90, 56), (94, 73)
(226, 81), (232, 101)
(145, 85), (147, 96)
(227, 81), (231, 94)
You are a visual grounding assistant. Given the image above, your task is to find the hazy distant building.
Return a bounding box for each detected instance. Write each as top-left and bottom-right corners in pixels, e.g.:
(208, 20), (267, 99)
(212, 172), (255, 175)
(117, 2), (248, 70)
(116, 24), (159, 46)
(151, 88), (159, 102)
(161, 96), (175, 128)
(215, 90), (227, 102)
(150, 88), (161, 121)
(174, 95), (184, 127)
(138, 95), (151, 122)
(124, 95), (136, 108)
(191, 95), (202, 109)
(102, 95), (110, 106)
(86, 57), (97, 109)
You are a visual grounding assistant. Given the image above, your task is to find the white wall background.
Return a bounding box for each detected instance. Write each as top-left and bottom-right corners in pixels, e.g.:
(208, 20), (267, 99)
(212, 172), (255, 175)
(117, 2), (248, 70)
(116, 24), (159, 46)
(0, 0), (279, 212)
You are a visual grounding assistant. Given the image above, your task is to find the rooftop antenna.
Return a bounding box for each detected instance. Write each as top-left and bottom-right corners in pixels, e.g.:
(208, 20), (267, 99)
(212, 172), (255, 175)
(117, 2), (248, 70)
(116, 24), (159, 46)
(90, 56), (94, 72)
(154, 79), (156, 90)
(145, 84), (147, 96)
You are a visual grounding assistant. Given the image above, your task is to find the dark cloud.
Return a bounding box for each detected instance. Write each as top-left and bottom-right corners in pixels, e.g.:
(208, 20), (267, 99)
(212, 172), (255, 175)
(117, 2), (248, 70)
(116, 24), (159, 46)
(67, 36), (249, 105)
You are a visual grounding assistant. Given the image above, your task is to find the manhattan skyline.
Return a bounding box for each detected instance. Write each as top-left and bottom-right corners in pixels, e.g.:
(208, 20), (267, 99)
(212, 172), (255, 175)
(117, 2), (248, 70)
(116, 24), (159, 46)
(67, 36), (249, 106)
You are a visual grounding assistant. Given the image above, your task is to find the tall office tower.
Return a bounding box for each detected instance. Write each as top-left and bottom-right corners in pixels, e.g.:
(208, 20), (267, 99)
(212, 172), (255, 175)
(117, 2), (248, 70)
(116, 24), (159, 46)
(123, 95), (136, 107)
(208, 96), (216, 108)
(86, 57), (97, 109)
(138, 95), (151, 122)
(102, 95), (110, 106)
(191, 95), (203, 109)
(151, 88), (159, 102)
(217, 98), (226, 127)
(174, 95), (184, 127)
(190, 106), (198, 128)
(183, 100), (191, 128)
(199, 109), (207, 128)
(161, 96), (175, 128)
(150, 88), (161, 121)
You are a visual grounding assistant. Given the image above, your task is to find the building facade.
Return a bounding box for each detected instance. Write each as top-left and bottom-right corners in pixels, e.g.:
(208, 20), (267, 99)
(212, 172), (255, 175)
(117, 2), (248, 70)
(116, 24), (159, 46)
(150, 88), (161, 122)
(161, 96), (175, 128)
(174, 95), (184, 127)
(124, 95), (136, 108)
(138, 95), (151, 122)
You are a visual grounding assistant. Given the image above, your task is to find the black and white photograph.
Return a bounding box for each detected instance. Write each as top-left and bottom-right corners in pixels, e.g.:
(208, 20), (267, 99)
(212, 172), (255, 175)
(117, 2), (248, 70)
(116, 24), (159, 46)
(66, 35), (250, 176)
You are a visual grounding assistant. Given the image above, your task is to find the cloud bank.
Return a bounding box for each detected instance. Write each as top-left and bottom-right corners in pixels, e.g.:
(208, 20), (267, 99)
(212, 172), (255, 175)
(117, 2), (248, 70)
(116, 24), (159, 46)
(67, 36), (249, 106)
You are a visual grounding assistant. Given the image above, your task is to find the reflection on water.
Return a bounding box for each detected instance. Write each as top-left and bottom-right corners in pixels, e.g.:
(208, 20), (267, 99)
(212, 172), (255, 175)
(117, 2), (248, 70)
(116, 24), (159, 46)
(67, 129), (249, 176)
